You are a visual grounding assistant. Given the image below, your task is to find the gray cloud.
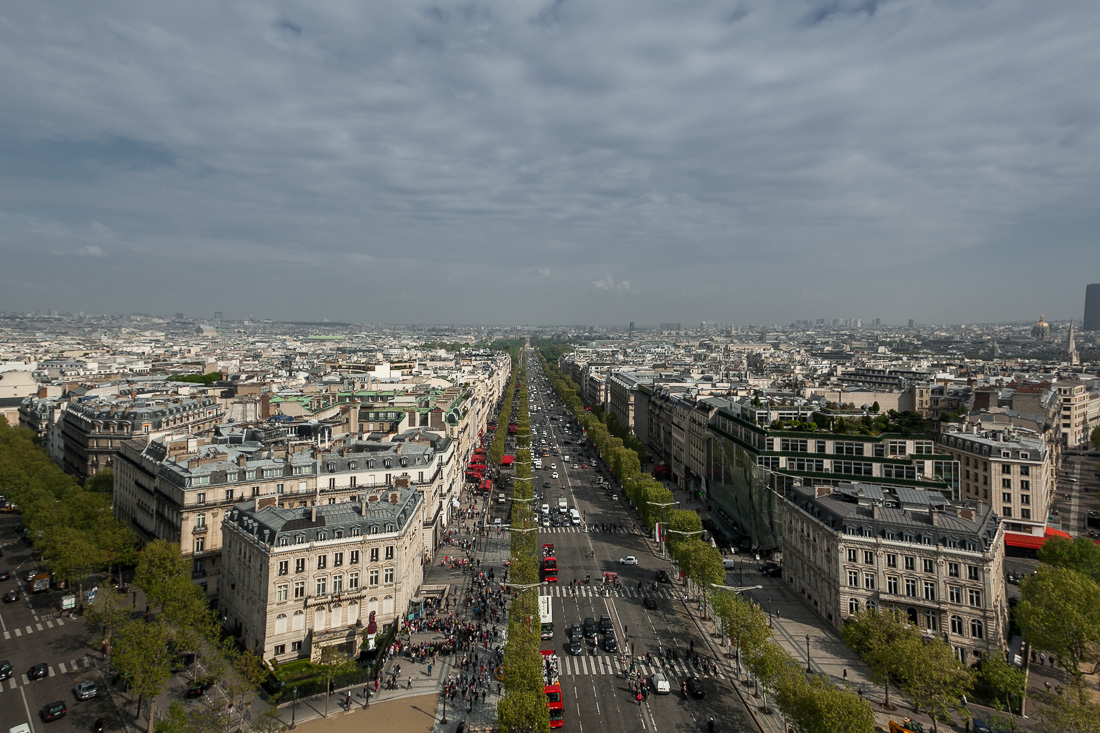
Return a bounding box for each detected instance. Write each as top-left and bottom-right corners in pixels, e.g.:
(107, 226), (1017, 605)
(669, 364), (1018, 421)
(1, 1), (1098, 324)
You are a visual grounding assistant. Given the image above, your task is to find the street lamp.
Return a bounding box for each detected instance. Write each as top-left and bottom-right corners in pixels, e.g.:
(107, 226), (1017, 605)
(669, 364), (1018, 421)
(806, 634), (812, 673)
(768, 597), (773, 628)
(290, 686), (299, 729)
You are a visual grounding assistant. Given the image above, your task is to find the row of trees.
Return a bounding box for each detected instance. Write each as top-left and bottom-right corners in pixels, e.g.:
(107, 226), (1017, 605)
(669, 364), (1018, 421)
(535, 345), (878, 733)
(496, 351), (552, 732)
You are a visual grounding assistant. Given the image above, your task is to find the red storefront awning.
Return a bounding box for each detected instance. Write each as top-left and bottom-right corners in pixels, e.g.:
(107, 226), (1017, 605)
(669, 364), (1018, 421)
(1005, 526), (1076, 550)
(501, 455), (514, 465)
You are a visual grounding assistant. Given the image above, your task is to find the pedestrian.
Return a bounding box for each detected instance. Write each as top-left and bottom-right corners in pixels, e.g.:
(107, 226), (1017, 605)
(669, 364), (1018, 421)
(428, 662), (434, 677)
(407, 675), (412, 689)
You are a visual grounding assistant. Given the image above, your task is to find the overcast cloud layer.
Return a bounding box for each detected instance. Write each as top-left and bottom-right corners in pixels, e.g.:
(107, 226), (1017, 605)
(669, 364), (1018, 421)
(2, 1), (1099, 326)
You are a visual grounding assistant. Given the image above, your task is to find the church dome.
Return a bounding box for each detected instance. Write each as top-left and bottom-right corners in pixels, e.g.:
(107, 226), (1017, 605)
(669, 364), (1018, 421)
(1031, 314), (1050, 340)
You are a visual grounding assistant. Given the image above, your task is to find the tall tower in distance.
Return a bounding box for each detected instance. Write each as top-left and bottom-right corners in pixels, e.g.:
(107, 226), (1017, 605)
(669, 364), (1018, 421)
(1085, 284), (1100, 332)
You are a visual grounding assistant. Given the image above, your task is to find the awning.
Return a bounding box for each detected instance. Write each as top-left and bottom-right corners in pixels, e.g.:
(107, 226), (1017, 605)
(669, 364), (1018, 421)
(1005, 526), (1076, 550)
(501, 455), (515, 465)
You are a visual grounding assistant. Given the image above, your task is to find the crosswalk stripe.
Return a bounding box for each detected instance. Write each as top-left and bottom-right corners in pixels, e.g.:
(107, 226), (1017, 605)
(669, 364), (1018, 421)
(36, 623), (43, 632)
(46, 620), (54, 629)
(2, 632), (8, 640)
(13, 629), (20, 637)
(59, 663), (67, 674)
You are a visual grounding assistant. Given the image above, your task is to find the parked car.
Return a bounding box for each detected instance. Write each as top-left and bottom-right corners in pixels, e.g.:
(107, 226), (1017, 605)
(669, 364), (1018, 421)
(722, 558), (737, 569)
(39, 701), (66, 722)
(73, 680), (98, 700)
(0, 571), (10, 581)
(760, 562), (781, 576)
(185, 676), (215, 698)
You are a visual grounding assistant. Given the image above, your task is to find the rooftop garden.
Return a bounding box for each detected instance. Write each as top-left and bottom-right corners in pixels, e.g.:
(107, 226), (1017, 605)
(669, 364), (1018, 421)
(767, 409), (930, 437)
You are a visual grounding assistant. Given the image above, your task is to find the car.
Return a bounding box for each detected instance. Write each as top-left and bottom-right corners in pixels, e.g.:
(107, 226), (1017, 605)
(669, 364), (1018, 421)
(4, 590), (19, 603)
(573, 464), (579, 469)
(551, 472), (559, 479)
(603, 635), (618, 653)
(599, 614), (614, 634)
(28, 663), (49, 680)
(567, 637), (584, 656)
(619, 556), (638, 565)
(655, 570), (671, 584)
(543, 482), (552, 489)
(541, 516), (550, 526)
(93, 720), (106, 733)
(760, 563), (782, 577)
(185, 676), (215, 698)
(611, 494), (618, 501)
(550, 464), (557, 469)
(583, 617), (598, 638)
(24, 570), (37, 583)
(0, 571), (10, 581)
(723, 558), (738, 569)
(643, 596), (657, 610)
(581, 464), (587, 469)
(685, 677), (706, 698)
(39, 701), (66, 722)
(73, 680), (98, 700)
(0, 660), (11, 680)
(568, 623), (582, 639)
(650, 671), (671, 694)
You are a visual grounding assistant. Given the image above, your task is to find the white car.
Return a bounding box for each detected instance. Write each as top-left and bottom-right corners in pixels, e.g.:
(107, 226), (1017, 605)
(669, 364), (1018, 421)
(650, 671), (671, 694)
(619, 556), (638, 566)
(552, 472), (559, 479)
(573, 464), (579, 469)
(723, 558), (737, 569)
(550, 463), (557, 469)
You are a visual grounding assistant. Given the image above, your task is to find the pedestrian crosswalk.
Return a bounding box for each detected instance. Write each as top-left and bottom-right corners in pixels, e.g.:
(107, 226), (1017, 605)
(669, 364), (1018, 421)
(556, 653), (727, 681)
(1, 615), (67, 640)
(0, 656), (93, 694)
(541, 585), (681, 599)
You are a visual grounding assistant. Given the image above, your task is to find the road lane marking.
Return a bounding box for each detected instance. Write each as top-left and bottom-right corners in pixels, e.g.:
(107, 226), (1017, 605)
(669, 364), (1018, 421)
(13, 628), (20, 637)
(59, 662), (67, 673)
(2, 631), (8, 640)
(36, 623), (43, 631)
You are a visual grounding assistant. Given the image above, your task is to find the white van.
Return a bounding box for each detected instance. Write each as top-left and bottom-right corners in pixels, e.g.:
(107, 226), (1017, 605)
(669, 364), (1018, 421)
(541, 504), (550, 516)
(558, 496), (569, 514)
(569, 509), (581, 526)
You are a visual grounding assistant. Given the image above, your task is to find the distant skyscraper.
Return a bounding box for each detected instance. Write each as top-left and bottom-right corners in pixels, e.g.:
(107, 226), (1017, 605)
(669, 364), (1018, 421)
(1085, 283), (1100, 332)
(908, 319), (915, 328)
(214, 311), (224, 321)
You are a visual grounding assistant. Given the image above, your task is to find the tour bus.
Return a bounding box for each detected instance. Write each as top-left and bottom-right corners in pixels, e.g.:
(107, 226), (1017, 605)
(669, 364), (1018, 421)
(539, 595), (554, 640)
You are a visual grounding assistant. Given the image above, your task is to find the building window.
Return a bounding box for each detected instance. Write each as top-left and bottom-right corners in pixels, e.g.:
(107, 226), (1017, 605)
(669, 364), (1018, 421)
(1002, 464), (1011, 474)
(848, 571), (859, 587)
(950, 615), (964, 635)
(1002, 492), (1012, 503)
(864, 573), (876, 590)
(1021, 494), (1030, 505)
(949, 586), (961, 604)
(316, 577), (327, 596)
(922, 559), (935, 574)
(278, 561), (289, 576)
(849, 598), (861, 615)
(968, 589), (983, 608)
(1020, 465), (1030, 476)
(369, 569), (379, 586)
(1002, 507), (1012, 518)
(948, 563), (959, 578)
(886, 554), (898, 569)
(370, 548), (379, 563)
(847, 549), (857, 563)
(194, 538), (205, 554)
(1022, 508), (1031, 519)
(864, 551), (874, 565)
(274, 644), (286, 655)
(350, 550), (360, 565)
(293, 581), (305, 599)
(970, 619), (984, 639)
(904, 556), (915, 571)
(968, 566), (980, 581)
(334, 552), (343, 567)
(291, 641), (303, 652)
(384, 567), (395, 584)
(887, 576), (899, 595)
(295, 558), (305, 573)
(317, 532), (327, 542)
(279, 537), (289, 547)
(905, 579), (917, 597)
(925, 610), (938, 630)
(277, 483), (284, 494)
(317, 555), (327, 570)
(349, 572), (360, 590)
(226, 489), (234, 501)
(196, 492), (206, 505)
(196, 513), (206, 529)
(385, 545), (394, 560)
(332, 575), (343, 594)
(924, 582), (936, 601)
(276, 585), (288, 602)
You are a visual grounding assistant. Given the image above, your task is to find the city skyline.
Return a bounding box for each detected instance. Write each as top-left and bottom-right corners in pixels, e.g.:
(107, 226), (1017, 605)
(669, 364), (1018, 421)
(2, 2), (1099, 325)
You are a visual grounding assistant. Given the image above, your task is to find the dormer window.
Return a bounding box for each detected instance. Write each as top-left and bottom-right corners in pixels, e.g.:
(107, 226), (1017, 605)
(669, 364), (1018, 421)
(317, 532), (327, 541)
(295, 534), (305, 544)
(903, 532), (914, 543)
(965, 541), (978, 552)
(920, 534), (933, 546)
(861, 526), (873, 538)
(368, 460), (375, 469)
(334, 530), (343, 539)
(370, 525), (380, 535)
(386, 523), (395, 533)
(327, 463), (336, 472)
(351, 527), (361, 537)
(279, 537), (289, 547)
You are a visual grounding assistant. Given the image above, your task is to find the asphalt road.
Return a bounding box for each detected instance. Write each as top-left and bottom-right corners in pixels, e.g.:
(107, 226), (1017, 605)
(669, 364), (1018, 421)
(525, 354), (757, 733)
(0, 515), (122, 733)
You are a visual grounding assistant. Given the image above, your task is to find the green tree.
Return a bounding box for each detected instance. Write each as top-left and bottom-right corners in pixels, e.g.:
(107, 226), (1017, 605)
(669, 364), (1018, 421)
(841, 607), (922, 708)
(85, 468), (115, 494)
(744, 639), (795, 714)
(1017, 566), (1100, 696)
(85, 585), (132, 659)
(1037, 693), (1100, 733)
(498, 688), (551, 733)
(315, 644), (357, 717)
(712, 591), (770, 677)
(976, 656), (1026, 713)
(134, 539), (194, 611)
(900, 637), (973, 732)
(113, 618), (174, 720)
(776, 672), (876, 733)
(1038, 536), (1100, 585)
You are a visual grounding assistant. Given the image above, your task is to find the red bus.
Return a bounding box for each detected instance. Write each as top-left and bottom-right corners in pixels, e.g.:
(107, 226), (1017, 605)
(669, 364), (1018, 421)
(540, 650), (564, 728)
(542, 556), (558, 583)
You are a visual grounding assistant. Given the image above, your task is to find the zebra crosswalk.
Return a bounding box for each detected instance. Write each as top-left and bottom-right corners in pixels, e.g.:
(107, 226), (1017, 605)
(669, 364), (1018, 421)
(541, 585), (680, 599)
(1, 615), (68, 640)
(0, 656), (94, 694)
(556, 652), (727, 681)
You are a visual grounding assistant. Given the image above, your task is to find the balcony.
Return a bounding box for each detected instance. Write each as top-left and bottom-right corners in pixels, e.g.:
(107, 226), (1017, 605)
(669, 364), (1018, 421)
(193, 525), (208, 534)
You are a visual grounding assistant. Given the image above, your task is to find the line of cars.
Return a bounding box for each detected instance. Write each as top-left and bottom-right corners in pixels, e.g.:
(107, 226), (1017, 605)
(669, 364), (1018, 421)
(565, 614), (618, 656)
(0, 658), (100, 724)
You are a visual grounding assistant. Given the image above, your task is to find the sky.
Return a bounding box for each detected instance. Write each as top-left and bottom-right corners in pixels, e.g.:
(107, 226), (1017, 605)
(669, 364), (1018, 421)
(2, 1), (1099, 327)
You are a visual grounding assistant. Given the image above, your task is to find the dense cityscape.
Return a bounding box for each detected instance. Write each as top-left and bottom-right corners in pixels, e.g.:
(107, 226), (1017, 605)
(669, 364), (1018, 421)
(0, 302), (1098, 732)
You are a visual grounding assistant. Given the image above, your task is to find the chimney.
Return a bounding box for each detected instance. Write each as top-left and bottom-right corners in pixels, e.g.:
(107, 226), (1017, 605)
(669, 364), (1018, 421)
(872, 505), (879, 519)
(311, 505), (317, 522)
(930, 508), (938, 526)
(360, 501), (367, 517)
(237, 454), (247, 467)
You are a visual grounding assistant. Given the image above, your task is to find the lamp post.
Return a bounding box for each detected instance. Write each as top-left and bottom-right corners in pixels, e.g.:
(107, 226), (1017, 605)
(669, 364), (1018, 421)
(441, 683), (448, 724)
(768, 597), (773, 628)
(806, 634), (812, 673)
(290, 686), (299, 729)
(646, 500), (680, 558)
